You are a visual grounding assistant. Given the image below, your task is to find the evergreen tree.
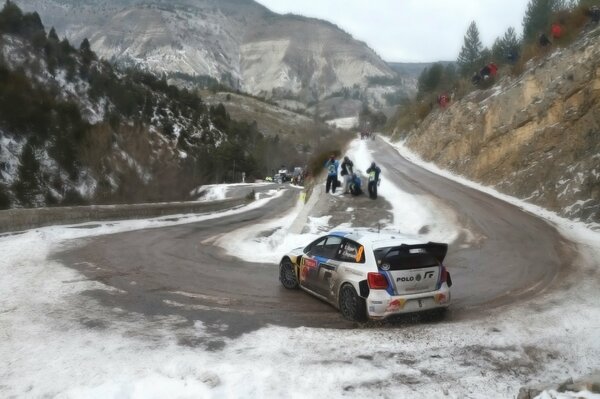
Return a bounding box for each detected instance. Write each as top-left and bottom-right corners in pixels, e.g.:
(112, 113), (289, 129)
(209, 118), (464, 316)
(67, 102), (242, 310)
(13, 142), (42, 207)
(417, 63), (444, 96)
(79, 38), (94, 65)
(48, 26), (58, 41)
(492, 27), (520, 64)
(0, 183), (10, 210)
(457, 21), (483, 76)
(522, 0), (565, 43)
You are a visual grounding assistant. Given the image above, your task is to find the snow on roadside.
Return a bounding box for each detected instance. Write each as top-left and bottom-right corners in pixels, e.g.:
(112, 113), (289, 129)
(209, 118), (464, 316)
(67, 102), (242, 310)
(347, 139), (461, 244)
(191, 182), (273, 201)
(326, 116), (359, 130)
(214, 196), (309, 263)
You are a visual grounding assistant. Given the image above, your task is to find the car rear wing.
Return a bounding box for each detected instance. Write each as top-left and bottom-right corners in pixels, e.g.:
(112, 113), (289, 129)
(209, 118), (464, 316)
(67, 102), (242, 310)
(380, 242), (448, 269)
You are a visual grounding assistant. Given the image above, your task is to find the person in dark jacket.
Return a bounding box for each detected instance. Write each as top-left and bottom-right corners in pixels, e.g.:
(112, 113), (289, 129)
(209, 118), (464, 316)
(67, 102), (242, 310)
(324, 155), (339, 194)
(366, 162), (381, 200)
(340, 156), (354, 194)
(539, 32), (551, 47)
(589, 6), (600, 24)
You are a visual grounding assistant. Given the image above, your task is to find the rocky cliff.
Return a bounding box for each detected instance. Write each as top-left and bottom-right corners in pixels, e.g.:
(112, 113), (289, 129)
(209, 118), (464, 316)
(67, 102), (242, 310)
(395, 28), (600, 225)
(15, 0), (403, 109)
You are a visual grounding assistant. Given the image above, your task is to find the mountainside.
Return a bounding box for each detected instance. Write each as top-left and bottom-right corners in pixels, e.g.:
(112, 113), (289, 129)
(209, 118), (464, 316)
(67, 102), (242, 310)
(15, 0), (405, 111)
(392, 28), (600, 225)
(0, 3), (307, 209)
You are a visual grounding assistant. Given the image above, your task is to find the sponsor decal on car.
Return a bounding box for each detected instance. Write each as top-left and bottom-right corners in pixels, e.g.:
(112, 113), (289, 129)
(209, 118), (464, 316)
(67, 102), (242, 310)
(302, 257), (318, 269)
(300, 257), (319, 282)
(355, 245), (364, 262)
(386, 298), (407, 311)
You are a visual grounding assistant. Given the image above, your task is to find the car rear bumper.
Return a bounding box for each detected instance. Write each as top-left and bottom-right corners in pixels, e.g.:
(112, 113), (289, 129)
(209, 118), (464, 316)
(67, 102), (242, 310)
(365, 284), (451, 319)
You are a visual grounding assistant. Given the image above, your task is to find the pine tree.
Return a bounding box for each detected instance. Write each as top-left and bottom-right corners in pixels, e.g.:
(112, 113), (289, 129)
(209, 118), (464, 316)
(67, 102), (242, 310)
(457, 21), (483, 77)
(79, 38), (95, 65)
(48, 26), (58, 41)
(0, 183), (10, 210)
(417, 63), (444, 96)
(492, 27), (521, 64)
(522, 0), (565, 43)
(13, 142), (42, 207)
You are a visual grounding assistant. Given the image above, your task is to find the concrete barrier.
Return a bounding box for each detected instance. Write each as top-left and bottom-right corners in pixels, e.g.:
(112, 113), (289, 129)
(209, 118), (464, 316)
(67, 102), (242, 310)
(0, 198), (251, 234)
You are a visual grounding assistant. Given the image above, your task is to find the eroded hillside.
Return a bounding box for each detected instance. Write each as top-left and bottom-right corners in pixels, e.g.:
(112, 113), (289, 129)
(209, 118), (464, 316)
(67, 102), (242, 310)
(15, 0), (407, 110)
(394, 29), (600, 224)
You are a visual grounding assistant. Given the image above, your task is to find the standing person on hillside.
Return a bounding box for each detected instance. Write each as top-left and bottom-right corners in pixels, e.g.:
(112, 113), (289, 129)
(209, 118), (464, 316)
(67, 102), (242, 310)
(551, 22), (563, 41)
(589, 6), (600, 25)
(324, 154), (340, 194)
(366, 162), (381, 200)
(340, 156), (354, 194)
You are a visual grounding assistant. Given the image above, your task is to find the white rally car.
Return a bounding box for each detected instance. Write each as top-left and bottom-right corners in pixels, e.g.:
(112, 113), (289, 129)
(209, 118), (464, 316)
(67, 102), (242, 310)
(279, 230), (452, 321)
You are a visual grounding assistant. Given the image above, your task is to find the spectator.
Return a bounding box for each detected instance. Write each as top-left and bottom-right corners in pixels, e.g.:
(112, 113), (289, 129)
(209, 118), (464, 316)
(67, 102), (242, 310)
(340, 156), (354, 194)
(589, 6), (600, 25)
(366, 162), (381, 200)
(539, 32), (551, 47)
(437, 93), (449, 108)
(507, 50), (519, 64)
(551, 23), (563, 40)
(349, 173), (363, 196)
(488, 62), (498, 78)
(324, 154), (339, 194)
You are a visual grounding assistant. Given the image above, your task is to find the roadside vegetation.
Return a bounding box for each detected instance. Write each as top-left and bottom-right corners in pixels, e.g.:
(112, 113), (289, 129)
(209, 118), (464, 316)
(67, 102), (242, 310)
(385, 0), (600, 135)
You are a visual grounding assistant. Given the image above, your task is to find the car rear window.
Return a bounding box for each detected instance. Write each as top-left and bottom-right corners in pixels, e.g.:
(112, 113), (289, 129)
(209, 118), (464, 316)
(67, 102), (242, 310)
(374, 247), (439, 270)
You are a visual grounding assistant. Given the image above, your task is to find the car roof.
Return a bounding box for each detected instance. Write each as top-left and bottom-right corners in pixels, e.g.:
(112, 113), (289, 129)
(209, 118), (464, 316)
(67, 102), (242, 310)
(329, 229), (425, 249)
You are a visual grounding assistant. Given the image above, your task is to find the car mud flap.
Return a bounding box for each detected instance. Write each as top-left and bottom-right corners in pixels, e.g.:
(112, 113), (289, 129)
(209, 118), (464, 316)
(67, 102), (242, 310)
(359, 280), (369, 298)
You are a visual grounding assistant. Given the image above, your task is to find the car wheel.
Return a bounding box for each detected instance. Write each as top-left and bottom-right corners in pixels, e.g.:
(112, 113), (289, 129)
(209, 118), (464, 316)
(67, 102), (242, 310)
(279, 258), (298, 289)
(338, 284), (367, 322)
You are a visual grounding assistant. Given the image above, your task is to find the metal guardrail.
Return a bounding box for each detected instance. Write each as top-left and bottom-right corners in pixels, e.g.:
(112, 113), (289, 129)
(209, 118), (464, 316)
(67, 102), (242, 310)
(0, 197), (251, 234)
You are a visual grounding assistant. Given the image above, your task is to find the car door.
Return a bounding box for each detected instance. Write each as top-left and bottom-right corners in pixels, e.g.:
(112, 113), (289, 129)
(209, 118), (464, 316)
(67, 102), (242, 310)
(302, 235), (343, 296)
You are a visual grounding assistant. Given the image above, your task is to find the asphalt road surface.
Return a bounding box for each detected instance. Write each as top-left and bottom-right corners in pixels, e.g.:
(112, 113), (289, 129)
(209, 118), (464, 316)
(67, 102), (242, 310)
(56, 139), (573, 338)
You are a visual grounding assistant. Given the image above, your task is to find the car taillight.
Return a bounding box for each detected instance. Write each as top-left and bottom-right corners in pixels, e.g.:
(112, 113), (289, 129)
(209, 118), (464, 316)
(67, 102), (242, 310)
(368, 272), (388, 290)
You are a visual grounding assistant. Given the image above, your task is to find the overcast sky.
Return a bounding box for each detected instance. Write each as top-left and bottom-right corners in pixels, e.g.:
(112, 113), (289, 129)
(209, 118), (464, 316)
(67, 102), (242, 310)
(255, 0), (529, 62)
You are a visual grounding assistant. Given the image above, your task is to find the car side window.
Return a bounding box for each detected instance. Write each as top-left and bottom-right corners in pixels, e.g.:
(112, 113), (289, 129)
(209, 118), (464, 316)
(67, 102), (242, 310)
(307, 236), (342, 259)
(336, 239), (365, 263)
(305, 237), (327, 256)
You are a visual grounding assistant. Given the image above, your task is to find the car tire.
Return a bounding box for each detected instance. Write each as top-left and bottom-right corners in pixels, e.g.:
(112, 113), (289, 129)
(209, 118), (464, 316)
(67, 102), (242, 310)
(338, 284), (367, 322)
(279, 258), (298, 289)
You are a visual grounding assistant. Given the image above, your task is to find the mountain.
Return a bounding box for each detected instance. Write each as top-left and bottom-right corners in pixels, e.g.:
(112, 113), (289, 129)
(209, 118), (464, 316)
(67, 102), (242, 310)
(0, 2), (316, 208)
(14, 0), (405, 110)
(389, 29), (600, 224)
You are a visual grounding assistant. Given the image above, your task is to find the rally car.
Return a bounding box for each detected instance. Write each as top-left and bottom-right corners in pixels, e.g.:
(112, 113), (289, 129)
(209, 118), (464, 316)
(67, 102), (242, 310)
(279, 230), (452, 321)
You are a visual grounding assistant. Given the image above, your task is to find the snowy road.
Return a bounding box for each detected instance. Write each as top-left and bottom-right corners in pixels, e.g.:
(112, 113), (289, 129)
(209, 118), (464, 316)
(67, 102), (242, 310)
(2, 139), (599, 398)
(54, 138), (570, 335)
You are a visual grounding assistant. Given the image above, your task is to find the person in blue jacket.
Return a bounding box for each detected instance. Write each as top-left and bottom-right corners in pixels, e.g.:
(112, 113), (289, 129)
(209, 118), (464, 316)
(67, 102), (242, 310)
(324, 154), (339, 194)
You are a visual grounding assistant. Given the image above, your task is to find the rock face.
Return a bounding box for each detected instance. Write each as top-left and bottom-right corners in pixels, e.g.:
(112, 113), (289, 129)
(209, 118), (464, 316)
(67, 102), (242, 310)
(15, 0), (399, 105)
(396, 29), (600, 224)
